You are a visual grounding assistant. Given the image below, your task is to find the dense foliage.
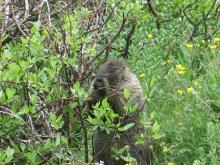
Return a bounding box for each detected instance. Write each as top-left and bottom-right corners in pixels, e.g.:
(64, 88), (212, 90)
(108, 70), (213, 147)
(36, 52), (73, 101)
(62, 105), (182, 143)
(0, 0), (220, 164)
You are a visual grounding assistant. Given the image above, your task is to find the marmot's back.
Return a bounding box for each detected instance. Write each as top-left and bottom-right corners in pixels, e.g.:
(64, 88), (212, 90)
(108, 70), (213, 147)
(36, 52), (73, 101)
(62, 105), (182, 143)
(121, 67), (146, 111)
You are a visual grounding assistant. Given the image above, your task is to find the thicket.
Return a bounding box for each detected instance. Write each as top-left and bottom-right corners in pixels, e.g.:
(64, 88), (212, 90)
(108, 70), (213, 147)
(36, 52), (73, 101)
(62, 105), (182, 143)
(0, 0), (220, 164)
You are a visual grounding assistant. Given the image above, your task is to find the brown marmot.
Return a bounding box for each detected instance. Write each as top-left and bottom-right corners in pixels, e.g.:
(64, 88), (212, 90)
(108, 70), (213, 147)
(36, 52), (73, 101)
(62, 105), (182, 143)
(87, 59), (152, 165)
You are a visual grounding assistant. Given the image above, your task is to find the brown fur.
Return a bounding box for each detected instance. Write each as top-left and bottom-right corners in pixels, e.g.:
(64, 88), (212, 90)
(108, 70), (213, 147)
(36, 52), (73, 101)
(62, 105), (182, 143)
(87, 59), (152, 165)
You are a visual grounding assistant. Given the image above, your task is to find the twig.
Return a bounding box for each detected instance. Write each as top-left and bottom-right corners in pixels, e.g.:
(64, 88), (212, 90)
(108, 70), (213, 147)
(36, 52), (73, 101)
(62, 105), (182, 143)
(182, 0), (218, 38)
(82, 14), (127, 81)
(24, 0), (29, 21)
(121, 19), (136, 59)
(11, 5), (26, 36)
(182, 3), (196, 26)
(159, 13), (180, 24)
(76, 108), (89, 163)
(27, 113), (42, 141)
(4, 0), (10, 30)
(146, 0), (160, 29)
(81, 0), (123, 37)
(88, 13), (127, 65)
(43, 0), (52, 27)
(0, 105), (24, 121)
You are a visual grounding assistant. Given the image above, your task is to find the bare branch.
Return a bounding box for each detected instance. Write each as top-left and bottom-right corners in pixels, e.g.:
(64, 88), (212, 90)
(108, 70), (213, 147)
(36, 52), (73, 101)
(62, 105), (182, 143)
(43, 0), (52, 27)
(0, 105), (24, 121)
(121, 19), (136, 59)
(3, 0), (11, 32)
(146, 0), (160, 29)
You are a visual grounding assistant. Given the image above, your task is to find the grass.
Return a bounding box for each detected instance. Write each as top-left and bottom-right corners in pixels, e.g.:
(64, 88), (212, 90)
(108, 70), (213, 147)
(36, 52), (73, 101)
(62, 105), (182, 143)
(127, 27), (220, 164)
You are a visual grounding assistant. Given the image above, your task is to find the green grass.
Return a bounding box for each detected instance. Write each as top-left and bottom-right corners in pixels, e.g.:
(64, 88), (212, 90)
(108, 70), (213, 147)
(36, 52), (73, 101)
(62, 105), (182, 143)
(128, 27), (220, 164)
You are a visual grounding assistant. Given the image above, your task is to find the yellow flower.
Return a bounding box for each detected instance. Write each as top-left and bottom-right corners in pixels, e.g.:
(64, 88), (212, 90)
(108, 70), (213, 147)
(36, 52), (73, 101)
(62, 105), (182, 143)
(162, 146), (169, 153)
(176, 64), (185, 71)
(147, 34), (153, 39)
(139, 73), (145, 79)
(214, 37), (220, 42)
(177, 70), (186, 76)
(201, 40), (206, 44)
(209, 45), (218, 49)
(166, 59), (173, 64)
(167, 162), (174, 165)
(176, 64), (186, 75)
(177, 89), (183, 95)
(187, 87), (193, 93)
(125, 163), (132, 165)
(185, 43), (193, 48)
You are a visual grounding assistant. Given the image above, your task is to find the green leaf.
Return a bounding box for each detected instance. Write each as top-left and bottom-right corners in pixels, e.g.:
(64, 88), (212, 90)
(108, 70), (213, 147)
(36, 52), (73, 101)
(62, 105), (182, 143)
(19, 60), (29, 71)
(55, 134), (61, 146)
(123, 87), (131, 99)
(46, 68), (56, 78)
(27, 151), (37, 164)
(73, 81), (80, 89)
(8, 63), (20, 73)
(102, 98), (109, 108)
(70, 102), (78, 109)
(193, 160), (204, 165)
(87, 116), (98, 125)
(118, 123), (135, 132)
(3, 49), (12, 60)
(19, 143), (26, 152)
(151, 121), (164, 139)
(61, 136), (68, 145)
(152, 121), (160, 133)
(108, 111), (119, 120)
(93, 101), (101, 109)
(87, 45), (96, 57)
(6, 88), (16, 101)
(0, 150), (6, 163)
(4, 147), (14, 164)
(49, 113), (64, 130)
(43, 139), (52, 150)
(21, 105), (36, 114)
(121, 155), (136, 163)
(31, 20), (41, 34)
(0, 90), (5, 103)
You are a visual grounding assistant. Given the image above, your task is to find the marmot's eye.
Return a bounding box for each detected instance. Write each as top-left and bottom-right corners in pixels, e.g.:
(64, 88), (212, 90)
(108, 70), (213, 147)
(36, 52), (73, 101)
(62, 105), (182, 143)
(109, 67), (118, 73)
(109, 69), (116, 73)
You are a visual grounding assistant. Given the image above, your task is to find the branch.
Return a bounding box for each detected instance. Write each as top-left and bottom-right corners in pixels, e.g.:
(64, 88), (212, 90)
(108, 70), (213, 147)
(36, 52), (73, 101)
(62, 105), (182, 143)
(121, 19), (136, 59)
(81, 14), (127, 82)
(3, 0), (10, 31)
(43, 0), (52, 27)
(88, 13), (127, 65)
(146, 0), (160, 29)
(76, 108), (88, 163)
(24, 0), (29, 21)
(0, 105), (24, 121)
(182, 2), (196, 26)
(81, 0), (123, 37)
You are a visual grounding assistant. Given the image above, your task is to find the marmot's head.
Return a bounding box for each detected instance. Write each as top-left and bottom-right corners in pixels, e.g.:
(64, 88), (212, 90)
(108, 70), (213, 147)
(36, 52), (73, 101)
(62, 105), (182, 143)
(94, 59), (126, 91)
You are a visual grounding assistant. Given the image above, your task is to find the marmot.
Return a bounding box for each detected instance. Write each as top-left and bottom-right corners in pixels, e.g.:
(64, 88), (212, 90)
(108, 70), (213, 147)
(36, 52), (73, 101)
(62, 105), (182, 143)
(87, 59), (152, 165)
